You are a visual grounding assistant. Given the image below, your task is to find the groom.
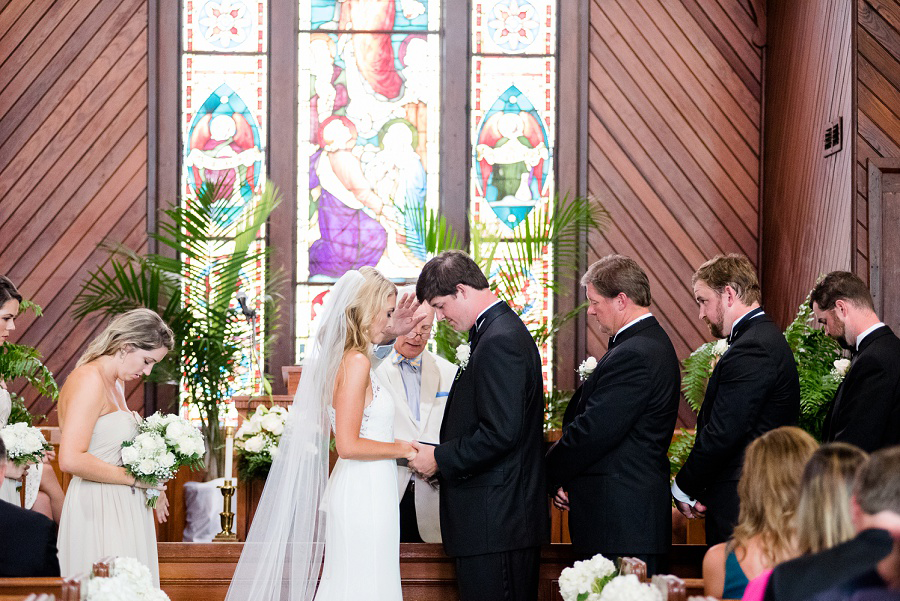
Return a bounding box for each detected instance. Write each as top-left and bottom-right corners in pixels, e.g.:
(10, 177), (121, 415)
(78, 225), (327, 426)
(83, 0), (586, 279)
(409, 250), (548, 601)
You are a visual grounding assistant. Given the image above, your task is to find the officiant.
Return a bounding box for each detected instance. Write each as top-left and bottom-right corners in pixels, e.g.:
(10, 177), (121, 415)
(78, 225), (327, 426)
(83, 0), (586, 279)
(375, 289), (457, 542)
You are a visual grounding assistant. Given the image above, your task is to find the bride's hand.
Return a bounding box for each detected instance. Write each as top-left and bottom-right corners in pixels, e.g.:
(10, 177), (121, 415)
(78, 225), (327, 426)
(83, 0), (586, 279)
(5, 462), (27, 481)
(396, 440), (417, 461)
(154, 490), (170, 524)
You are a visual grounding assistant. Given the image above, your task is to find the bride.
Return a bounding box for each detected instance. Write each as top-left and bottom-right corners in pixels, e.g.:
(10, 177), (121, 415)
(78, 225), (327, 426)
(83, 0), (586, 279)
(227, 267), (418, 601)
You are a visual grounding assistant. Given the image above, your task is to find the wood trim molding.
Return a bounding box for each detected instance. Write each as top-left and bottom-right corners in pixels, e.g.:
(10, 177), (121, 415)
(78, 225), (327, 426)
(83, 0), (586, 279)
(867, 158), (900, 316)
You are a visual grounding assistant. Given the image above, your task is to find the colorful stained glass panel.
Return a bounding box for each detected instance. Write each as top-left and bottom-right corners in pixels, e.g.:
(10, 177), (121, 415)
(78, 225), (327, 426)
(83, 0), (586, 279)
(302, 0), (439, 31)
(473, 0), (556, 55)
(185, 0), (267, 53)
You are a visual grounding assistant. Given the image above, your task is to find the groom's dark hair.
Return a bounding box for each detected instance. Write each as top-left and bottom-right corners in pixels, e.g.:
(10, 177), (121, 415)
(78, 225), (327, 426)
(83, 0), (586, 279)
(416, 250), (489, 302)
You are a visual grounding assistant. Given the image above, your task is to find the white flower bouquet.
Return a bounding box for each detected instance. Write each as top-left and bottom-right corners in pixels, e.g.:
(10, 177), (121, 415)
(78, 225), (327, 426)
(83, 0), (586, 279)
(559, 553), (617, 601)
(0, 421), (51, 466)
(122, 412), (205, 507)
(597, 574), (662, 601)
(86, 556), (170, 600)
(234, 405), (289, 480)
(577, 356), (598, 381)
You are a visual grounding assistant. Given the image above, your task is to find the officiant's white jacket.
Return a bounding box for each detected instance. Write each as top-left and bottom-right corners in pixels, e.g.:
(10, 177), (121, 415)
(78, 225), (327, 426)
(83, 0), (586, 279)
(375, 349), (457, 543)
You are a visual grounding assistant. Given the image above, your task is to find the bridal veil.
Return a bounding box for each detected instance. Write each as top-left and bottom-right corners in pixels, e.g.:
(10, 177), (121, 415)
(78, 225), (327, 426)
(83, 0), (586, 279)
(226, 270), (364, 601)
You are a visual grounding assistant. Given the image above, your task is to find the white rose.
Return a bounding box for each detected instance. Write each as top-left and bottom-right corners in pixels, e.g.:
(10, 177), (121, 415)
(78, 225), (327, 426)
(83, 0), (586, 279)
(243, 435), (266, 453)
(249, 407), (267, 424)
(833, 358), (851, 376)
(159, 452), (176, 469)
(121, 446), (140, 465)
(137, 458), (159, 476)
(260, 413), (285, 436)
(456, 344), (470, 363)
(242, 419), (262, 435)
(713, 338), (729, 355)
(598, 574), (662, 601)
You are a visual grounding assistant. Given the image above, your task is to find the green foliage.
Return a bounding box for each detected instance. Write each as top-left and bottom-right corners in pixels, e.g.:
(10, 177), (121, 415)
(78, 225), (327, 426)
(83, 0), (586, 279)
(237, 452), (273, 482)
(544, 389), (573, 433)
(6, 392), (45, 426)
(0, 300), (57, 426)
(73, 179), (280, 478)
(784, 293), (842, 441)
(668, 428), (696, 480)
(680, 341), (721, 412)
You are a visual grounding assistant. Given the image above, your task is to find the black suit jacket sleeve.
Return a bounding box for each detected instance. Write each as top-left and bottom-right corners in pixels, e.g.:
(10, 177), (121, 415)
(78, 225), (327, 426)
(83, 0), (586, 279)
(39, 520), (61, 577)
(830, 353), (900, 451)
(546, 348), (649, 488)
(676, 341), (774, 497)
(434, 331), (528, 482)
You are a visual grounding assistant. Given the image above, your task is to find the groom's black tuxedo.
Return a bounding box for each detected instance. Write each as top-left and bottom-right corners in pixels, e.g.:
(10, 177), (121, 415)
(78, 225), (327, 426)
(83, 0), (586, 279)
(434, 301), (548, 599)
(822, 325), (900, 452)
(675, 311), (800, 545)
(546, 316), (680, 562)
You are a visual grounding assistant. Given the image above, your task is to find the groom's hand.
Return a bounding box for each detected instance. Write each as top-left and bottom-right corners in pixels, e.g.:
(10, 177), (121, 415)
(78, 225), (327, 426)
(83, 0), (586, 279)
(408, 441), (438, 478)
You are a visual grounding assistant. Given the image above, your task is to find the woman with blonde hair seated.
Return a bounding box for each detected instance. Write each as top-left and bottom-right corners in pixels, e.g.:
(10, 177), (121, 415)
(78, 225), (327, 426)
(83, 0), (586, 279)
(741, 442), (868, 600)
(703, 426), (818, 599)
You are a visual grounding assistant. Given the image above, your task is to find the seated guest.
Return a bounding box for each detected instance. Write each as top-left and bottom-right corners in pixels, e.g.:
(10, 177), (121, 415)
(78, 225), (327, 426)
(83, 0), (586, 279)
(374, 289), (457, 542)
(810, 271), (900, 452)
(0, 436), (61, 577)
(741, 443), (869, 601)
(702, 426), (818, 598)
(762, 446), (900, 601)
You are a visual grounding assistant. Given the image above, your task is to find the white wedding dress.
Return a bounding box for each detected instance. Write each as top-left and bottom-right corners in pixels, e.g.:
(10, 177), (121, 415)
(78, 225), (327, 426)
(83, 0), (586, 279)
(315, 372), (402, 601)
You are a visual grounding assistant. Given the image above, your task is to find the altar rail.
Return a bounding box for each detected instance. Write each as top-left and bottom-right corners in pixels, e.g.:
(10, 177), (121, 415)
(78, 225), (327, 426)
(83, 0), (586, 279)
(0, 544), (704, 601)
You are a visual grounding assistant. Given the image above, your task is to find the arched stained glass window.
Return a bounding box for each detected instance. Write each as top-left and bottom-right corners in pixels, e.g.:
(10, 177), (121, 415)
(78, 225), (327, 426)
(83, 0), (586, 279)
(471, 0), (558, 387)
(180, 0), (269, 397)
(295, 0), (442, 359)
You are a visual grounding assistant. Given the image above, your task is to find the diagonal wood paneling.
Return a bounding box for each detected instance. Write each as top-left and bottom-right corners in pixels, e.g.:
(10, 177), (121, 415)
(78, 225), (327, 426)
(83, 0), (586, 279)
(586, 0), (761, 387)
(857, 0), (900, 284)
(762, 0), (854, 328)
(0, 0), (148, 423)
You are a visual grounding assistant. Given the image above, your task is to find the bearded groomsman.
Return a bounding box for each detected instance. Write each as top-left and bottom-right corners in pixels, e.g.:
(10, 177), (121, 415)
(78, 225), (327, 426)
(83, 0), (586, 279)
(375, 290), (457, 542)
(673, 254), (800, 545)
(810, 271), (900, 452)
(545, 255), (680, 576)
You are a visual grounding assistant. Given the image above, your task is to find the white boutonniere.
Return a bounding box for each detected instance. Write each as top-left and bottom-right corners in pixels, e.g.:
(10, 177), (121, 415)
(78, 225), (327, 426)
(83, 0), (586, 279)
(713, 338), (728, 356)
(454, 343), (470, 379)
(830, 358), (852, 382)
(577, 356), (598, 381)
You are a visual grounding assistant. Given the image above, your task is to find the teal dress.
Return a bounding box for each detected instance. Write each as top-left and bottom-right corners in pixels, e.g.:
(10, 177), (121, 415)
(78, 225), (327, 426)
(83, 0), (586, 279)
(723, 549), (750, 598)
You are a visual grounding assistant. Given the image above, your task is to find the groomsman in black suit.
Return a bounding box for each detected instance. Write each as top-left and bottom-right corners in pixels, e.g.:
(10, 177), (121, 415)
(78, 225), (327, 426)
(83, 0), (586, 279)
(545, 255), (680, 576)
(810, 271), (900, 452)
(409, 250), (548, 601)
(673, 254), (800, 546)
(0, 437), (60, 577)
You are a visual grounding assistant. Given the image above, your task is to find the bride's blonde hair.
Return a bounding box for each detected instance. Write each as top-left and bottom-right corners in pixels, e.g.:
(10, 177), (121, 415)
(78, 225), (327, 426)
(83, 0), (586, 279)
(77, 308), (174, 367)
(343, 267), (396, 355)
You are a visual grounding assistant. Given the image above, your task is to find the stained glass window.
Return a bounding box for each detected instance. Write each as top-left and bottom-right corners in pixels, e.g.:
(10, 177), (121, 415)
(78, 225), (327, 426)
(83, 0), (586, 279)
(471, 0), (557, 387)
(181, 0), (269, 401)
(296, 0), (442, 359)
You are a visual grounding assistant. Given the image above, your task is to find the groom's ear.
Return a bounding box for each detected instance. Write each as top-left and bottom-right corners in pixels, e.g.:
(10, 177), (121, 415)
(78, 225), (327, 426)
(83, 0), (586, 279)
(456, 284), (467, 299)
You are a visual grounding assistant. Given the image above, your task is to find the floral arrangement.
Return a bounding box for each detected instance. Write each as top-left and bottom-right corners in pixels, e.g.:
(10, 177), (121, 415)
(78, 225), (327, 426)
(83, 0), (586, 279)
(85, 557), (169, 600)
(558, 553), (618, 601)
(597, 574), (662, 601)
(122, 412), (205, 507)
(235, 405), (289, 480)
(0, 421), (51, 466)
(577, 356), (598, 381)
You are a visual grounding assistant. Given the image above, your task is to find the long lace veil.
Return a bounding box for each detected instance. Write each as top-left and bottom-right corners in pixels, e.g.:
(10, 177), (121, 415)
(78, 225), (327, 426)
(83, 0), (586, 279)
(226, 270), (364, 601)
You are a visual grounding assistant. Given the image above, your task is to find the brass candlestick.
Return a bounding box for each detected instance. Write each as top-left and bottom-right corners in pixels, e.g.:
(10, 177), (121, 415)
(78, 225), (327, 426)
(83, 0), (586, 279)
(214, 479), (237, 541)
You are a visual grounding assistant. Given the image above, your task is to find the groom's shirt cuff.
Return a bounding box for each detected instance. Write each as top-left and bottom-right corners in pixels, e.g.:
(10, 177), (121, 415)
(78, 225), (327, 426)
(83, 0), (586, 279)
(671, 480), (697, 507)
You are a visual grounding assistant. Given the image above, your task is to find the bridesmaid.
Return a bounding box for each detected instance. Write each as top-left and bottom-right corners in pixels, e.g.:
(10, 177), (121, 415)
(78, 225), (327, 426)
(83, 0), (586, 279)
(0, 275), (65, 520)
(57, 308), (174, 584)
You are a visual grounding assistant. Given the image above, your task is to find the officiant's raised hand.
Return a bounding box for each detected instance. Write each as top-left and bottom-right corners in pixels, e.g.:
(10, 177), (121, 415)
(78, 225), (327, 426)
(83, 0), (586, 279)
(408, 441), (438, 478)
(379, 292), (425, 342)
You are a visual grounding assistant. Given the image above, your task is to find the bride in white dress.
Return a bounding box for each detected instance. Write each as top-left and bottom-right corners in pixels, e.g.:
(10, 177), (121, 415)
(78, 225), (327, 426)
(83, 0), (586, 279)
(227, 267), (417, 601)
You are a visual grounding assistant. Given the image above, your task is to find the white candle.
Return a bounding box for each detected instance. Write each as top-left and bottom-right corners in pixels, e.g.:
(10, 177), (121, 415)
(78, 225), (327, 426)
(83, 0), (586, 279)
(223, 429), (234, 482)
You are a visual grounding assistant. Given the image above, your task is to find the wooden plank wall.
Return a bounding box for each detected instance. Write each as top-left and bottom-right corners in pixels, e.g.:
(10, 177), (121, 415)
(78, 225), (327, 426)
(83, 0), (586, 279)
(0, 0), (149, 422)
(586, 0), (762, 371)
(857, 0), (900, 282)
(761, 0), (854, 328)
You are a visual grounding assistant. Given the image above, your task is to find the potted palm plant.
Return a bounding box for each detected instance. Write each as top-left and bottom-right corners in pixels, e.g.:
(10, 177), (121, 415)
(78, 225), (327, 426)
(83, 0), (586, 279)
(73, 180), (279, 479)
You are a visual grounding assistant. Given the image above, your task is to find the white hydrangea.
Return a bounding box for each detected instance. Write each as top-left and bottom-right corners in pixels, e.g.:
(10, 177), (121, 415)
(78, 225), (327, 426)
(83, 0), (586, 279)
(597, 575), (662, 601)
(86, 557), (170, 600)
(558, 553), (617, 601)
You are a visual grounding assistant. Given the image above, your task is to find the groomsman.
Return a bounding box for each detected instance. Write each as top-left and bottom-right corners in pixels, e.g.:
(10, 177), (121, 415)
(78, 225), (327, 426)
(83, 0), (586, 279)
(810, 271), (900, 452)
(375, 292), (457, 542)
(673, 254), (800, 545)
(545, 255), (680, 576)
(409, 250), (548, 601)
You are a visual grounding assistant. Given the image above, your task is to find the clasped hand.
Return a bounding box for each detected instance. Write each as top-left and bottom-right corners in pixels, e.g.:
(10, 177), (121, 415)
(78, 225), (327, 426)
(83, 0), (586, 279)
(407, 441), (438, 479)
